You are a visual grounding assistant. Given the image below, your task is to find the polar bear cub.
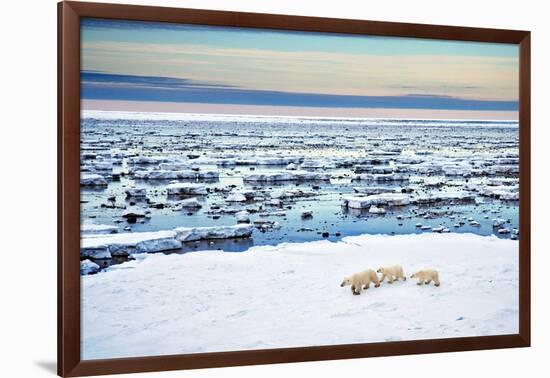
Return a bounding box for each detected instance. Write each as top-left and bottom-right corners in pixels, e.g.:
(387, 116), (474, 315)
(410, 269), (440, 287)
(377, 265), (406, 283)
(340, 269), (381, 295)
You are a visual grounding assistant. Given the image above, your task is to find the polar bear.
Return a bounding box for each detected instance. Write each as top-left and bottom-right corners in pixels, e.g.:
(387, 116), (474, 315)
(377, 265), (406, 283)
(340, 269), (381, 295)
(410, 269), (440, 287)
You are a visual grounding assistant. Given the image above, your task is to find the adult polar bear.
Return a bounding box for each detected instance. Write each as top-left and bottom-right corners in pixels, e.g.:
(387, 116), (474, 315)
(340, 269), (381, 295)
(411, 269), (441, 287)
(377, 265), (406, 283)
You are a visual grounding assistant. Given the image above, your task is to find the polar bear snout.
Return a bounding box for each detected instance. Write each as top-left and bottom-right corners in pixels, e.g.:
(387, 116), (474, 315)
(340, 281), (345, 287)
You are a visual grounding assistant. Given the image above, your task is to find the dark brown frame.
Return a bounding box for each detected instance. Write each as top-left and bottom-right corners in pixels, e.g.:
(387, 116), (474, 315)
(58, 1), (531, 376)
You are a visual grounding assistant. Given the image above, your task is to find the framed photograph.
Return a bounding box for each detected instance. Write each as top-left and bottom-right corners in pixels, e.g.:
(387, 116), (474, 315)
(58, 1), (530, 376)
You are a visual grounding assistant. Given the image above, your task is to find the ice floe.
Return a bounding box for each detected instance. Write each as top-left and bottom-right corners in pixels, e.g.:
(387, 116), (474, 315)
(352, 173), (410, 182)
(342, 193), (410, 209)
(81, 230), (182, 259)
(174, 224), (254, 242)
(413, 191), (475, 204)
(235, 211), (250, 223)
(166, 183), (208, 196)
(125, 188), (147, 198)
(81, 174), (108, 187)
(81, 223), (118, 235)
(226, 192), (247, 202)
(177, 198), (202, 209)
(244, 171), (331, 182)
(80, 259), (100, 275)
(368, 205), (386, 214)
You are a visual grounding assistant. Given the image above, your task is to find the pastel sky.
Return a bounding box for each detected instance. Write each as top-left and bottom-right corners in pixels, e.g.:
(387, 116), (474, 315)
(80, 18), (519, 119)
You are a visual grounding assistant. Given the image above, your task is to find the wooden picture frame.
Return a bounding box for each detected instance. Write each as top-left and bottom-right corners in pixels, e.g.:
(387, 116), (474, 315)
(58, 1), (531, 376)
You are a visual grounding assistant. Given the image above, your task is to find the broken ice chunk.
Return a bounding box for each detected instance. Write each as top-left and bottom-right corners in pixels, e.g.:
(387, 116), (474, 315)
(80, 259), (100, 275)
(166, 183), (208, 196)
(125, 188), (147, 198)
(342, 193), (410, 209)
(81, 230), (182, 258)
(81, 174), (107, 187)
(226, 192), (248, 202)
(178, 198), (202, 209)
(368, 205), (386, 214)
(81, 223), (118, 235)
(236, 211), (250, 223)
(174, 224), (254, 242)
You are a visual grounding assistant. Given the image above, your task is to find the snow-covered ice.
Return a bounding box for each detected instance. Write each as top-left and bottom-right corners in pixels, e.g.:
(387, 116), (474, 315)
(368, 205), (386, 214)
(413, 191), (475, 204)
(81, 230), (182, 258)
(121, 208), (147, 219)
(244, 171), (330, 182)
(80, 259), (100, 275)
(226, 192), (248, 202)
(81, 173), (108, 187)
(166, 183), (208, 196)
(80, 114), (520, 359)
(342, 193), (410, 209)
(81, 223), (118, 235)
(174, 224), (254, 242)
(81, 233), (518, 359)
(177, 198), (202, 209)
(352, 173), (409, 182)
(133, 170), (219, 180)
(235, 211), (250, 223)
(125, 188), (147, 198)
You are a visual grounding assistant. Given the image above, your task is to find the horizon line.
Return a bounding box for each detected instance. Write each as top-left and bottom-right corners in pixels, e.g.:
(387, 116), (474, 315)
(81, 99), (519, 122)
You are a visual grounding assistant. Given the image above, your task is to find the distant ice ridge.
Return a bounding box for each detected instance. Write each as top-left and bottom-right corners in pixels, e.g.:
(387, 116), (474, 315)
(81, 233), (519, 360)
(82, 110), (519, 128)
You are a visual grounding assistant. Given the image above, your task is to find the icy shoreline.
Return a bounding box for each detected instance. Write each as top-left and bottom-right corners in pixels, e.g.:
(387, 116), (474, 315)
(81, 232), (518, 360)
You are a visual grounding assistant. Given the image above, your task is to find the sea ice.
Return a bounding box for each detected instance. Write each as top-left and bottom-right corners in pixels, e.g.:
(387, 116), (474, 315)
(80, 174), (108, 187)
(81, 223), (118, 235)
(236, 211), (250, 223)
(178, 198), (202, 209)
(352, 173), (409, 182)
(166, 183), (208, 196)
(125, 188), (147, 198)
(342, 193), (410, 209)
(413, 191), (475, 204)
(226, 192), (248, 202)
(121, 208), (147, 218)
(174, 224), (254, 242)
(368, 205), (386, 214)
(81, 230), (182, 258)
(244, 171), (330, 182)
(133, 170), (219, 180)
(80, 259), (100, 275)
(81, 233), (519, 359)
